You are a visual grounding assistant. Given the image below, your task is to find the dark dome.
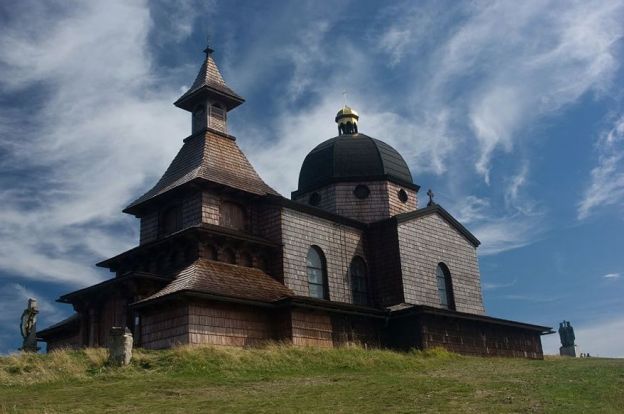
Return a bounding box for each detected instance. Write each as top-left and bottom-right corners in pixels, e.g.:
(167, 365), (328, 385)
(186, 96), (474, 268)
(295, 133), (415, 194)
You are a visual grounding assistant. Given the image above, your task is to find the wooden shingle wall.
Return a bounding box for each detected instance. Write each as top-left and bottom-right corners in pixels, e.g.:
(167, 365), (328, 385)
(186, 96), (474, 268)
(292, 180), (417, 223)
(290, 309), (333, 347)
(187, 302), (274, 346)
(280, 208), (365, 303)
(141, 305), (189, 349)
(397, 214), (485, 314)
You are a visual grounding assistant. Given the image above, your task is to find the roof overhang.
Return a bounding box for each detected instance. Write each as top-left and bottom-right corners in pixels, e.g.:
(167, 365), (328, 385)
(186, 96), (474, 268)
(173, 85), (245, 112)
(58, 272), (170, 303)
(390, 304), (554, 334)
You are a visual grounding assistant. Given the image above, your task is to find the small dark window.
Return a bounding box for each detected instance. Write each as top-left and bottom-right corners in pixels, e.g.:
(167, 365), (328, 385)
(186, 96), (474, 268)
(436, 263), (455, 310)
(353, 184), (370, 199)
(306, 246), (327, 299)
(240, 252), (253, 267)
(161, 206), (182, 236)
(350, 256), (368, 305)
(222, 248), (236, 264)
(220, 202), (246, 231)
(258, 256), (268, 272)
(309, 192), (321, 206)
(193, 104), (205, 120)
(398, 189), (408, 203)
(204, 244), (218, 260)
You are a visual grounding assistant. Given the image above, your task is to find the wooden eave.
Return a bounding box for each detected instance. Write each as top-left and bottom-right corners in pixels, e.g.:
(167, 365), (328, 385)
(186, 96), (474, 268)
(97, 225), (278, 270)
(390, 304), (553, 334)
(58, 272), (170, 303)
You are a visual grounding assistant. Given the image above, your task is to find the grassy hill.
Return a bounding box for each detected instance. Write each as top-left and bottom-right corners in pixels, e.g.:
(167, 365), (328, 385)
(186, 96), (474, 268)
(1, 345), (622, 413)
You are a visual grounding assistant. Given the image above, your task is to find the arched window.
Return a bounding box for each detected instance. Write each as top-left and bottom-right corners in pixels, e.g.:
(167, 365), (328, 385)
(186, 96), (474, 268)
(222, 248), (236, 264)
(436, 263), (455, 310)
(306, 246), (327, 299)
(350, 256), (368, 305)
(220, 202), (246, 231)
(240, 251), (253, 267)
(161, 205), (182, 236)
(257, 256), (268, 272)
(204, 244), (218, 260)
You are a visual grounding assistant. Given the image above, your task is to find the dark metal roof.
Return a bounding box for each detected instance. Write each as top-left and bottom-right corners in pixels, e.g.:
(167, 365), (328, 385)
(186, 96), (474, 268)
(296, 133), (416, 194)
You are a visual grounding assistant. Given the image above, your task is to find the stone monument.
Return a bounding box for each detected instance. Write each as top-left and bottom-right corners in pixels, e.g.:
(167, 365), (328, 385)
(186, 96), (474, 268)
(558, 320), (576, 357)
(108, 327), (133, 366)
(19, 298), (40, 352)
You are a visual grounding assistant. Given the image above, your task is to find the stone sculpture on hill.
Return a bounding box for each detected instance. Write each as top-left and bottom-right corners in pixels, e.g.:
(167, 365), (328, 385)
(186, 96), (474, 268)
(19, 298), (39, 352)
(558, 320), (576, 357)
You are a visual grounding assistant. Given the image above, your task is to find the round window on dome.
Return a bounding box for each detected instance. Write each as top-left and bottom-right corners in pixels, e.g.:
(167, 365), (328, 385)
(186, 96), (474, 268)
(353, 184), (370, 199)
(398, 189), (408, 203)
(309, 192), (321, 206)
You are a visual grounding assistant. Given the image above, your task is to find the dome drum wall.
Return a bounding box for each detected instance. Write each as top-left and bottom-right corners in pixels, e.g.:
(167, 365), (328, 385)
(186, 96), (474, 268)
(292, 180), (417, 224)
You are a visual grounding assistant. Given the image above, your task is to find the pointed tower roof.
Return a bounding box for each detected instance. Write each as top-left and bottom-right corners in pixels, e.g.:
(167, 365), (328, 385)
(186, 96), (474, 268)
(124, 130), (279, 215)
(174, 46), (244, 111)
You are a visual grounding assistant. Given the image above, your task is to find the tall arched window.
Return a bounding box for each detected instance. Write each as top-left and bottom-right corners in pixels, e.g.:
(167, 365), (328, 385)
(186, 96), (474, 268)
(350, 256), (368, 305)
(306, 246), (327, 299)
(436, 263), (455, 310)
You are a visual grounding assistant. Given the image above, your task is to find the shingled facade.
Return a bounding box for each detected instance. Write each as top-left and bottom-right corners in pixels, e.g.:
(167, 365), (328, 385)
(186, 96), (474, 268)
(39, 47), (551, 358)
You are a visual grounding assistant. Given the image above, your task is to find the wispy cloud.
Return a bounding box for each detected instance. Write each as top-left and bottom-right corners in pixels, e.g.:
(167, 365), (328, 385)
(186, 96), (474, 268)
(375, 0), (624, 185)
(502, 294), (560, 304)
(602, 272), (621, 279)
(578, 115), (624, 219)
(482, 279), (517, 290)
(0, 1), (195, 286)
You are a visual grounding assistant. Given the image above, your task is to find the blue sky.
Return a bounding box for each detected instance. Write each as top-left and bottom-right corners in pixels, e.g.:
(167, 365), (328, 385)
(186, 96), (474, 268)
(0, 0), (623, 356)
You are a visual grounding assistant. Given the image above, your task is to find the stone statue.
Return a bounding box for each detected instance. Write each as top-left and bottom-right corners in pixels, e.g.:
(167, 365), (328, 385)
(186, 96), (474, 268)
(558, 320), (576, 357)
(108, 327), (133, 366)
(19, 298), (40, 352)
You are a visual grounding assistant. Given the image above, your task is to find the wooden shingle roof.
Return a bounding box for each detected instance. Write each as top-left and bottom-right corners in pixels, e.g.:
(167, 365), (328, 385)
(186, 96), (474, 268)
(134, 259), (293, 306)
(124, 130), (279, 214)
(174, 48), (244, 111)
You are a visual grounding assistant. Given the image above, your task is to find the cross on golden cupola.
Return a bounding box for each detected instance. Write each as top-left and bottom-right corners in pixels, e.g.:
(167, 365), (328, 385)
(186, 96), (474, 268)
(335, 105), (359, 135)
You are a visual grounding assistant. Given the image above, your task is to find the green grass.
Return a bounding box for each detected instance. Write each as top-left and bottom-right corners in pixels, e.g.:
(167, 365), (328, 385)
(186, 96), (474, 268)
(1, 344), (622, 413)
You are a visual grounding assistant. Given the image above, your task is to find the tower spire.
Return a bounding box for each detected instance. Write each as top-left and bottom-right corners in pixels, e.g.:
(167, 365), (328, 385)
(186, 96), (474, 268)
(174, 46), (245, 134)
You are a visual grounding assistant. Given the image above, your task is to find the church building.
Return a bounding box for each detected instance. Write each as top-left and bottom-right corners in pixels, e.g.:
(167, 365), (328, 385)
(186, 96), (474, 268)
(38, 46), (551, 358)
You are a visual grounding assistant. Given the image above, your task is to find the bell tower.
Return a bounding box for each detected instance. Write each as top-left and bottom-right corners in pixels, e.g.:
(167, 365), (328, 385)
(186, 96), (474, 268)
(174, 45), (245, 134)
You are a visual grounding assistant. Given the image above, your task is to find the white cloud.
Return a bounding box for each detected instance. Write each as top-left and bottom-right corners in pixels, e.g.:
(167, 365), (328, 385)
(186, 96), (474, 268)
(0, 1), (195, 287)
(603, 272), (621, 279)
(378, 0), (624, 182)
(482, 279), (517, 290)
(578, 115), (624, 219)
